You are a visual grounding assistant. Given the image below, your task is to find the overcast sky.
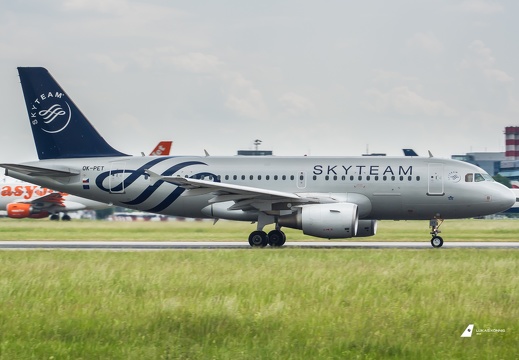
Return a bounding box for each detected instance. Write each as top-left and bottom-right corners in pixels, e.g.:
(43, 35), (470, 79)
(1, 0), (517, 162)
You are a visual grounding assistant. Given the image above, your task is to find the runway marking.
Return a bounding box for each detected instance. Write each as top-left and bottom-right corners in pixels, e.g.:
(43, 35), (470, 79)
(0, 241), (518, 250)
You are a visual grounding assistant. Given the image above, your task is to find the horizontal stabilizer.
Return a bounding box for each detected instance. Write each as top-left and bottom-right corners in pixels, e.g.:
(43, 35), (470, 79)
(0, 163), (79, 177)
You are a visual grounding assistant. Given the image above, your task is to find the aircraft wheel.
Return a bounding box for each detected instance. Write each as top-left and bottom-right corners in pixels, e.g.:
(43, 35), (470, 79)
(431, 236), (443, 248)
(268, 230), (286, 247)
(62, 214), (71, 221)
(50, 214), (60, 221)
(248, 231), (269, 247)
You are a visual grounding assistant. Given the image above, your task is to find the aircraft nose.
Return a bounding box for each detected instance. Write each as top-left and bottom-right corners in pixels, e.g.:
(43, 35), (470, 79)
(497, 187), (516, 211)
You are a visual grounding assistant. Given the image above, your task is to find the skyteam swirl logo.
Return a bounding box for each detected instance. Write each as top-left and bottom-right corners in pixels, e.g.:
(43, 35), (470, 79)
(29, 91), (72, 134)
(95, 159), (219, 212)
(39, 103), (71, 133)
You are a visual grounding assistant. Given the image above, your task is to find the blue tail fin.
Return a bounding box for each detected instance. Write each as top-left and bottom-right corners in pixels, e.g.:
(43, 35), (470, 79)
(17, 67), (128, 159)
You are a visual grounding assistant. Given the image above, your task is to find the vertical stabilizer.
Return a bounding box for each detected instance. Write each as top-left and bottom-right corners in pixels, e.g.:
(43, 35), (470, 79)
(17, 67), (128, 159)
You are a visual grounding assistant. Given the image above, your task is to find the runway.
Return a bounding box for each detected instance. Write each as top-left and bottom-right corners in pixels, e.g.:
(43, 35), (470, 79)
(1, 241), (518, 250)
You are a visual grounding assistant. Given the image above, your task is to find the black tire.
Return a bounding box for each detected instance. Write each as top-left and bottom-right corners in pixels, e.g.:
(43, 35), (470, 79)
(248, 231), (268, 247)
(431, 236), (443, 248)
(268, 230), (286, 247)
(62, 214), (71, 221)
(49, 214), (60, 221)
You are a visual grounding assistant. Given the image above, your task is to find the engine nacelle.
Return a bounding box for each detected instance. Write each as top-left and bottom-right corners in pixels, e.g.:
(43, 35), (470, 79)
(6, 203), (50, 219)
(279, 203), (359, 239)
(355, 219), (377, 237)
(201, 202), (258, 221)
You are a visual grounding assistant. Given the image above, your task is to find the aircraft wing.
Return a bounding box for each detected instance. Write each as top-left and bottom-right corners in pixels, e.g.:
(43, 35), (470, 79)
(149, 172), (302, 199)
(29, 192), (66, 207)
(146, 170), (311, 212)
(12, 192), (66, 209)
(1, 164), (79, 177)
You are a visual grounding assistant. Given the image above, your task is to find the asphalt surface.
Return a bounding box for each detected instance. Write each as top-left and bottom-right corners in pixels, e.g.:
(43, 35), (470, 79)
(1, 241), (518, 250)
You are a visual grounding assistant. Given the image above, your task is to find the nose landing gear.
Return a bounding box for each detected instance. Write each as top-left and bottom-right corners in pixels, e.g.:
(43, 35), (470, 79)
(430, 217), (444, 248)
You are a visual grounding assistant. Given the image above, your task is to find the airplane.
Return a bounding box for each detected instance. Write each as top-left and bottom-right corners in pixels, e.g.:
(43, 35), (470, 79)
(1, 67), (515, 247)
(148, 141), (172, 156)
(403, 149), (418, 156)
(0, 141), (172, 220)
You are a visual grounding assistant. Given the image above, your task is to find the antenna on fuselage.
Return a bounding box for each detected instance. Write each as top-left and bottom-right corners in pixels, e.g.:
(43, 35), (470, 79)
(428, 150), (434, 158)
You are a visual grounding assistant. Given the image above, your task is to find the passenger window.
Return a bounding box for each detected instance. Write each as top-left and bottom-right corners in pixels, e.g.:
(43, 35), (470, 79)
(465, 174), (473, 182)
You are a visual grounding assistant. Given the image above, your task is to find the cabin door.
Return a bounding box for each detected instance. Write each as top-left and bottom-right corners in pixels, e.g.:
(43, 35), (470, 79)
(109, 161), (126, 194)
(427, 163), (444, 196)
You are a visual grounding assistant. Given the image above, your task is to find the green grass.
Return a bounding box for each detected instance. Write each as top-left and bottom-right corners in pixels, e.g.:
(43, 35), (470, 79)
(0, 250), (517, 359)
(0, 218), (517, 241)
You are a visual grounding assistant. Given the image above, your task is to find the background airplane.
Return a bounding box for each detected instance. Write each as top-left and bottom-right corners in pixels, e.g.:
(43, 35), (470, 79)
(1, 67), (515, 247)
(0, 141), (172, 220)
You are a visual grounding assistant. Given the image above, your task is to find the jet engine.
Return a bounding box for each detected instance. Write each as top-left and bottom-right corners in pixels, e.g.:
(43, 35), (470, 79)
(6, 203), (50, 219)
(279, 203), (359, 238)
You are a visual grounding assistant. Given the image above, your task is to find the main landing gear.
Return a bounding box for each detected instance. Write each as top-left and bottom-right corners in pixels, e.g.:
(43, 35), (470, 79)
(248, 229), (286, 247)
(49, 213), (71, 221)
(430, 216), (444, 248)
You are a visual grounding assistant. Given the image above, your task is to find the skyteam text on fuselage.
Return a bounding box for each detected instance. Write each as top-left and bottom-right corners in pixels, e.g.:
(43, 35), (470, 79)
(1, 67), (515, 247)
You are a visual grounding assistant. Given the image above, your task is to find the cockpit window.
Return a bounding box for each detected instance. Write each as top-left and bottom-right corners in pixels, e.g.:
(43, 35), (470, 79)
(474, 173), (486, 182)
(466, 173), (493, 182)
(481, 173), (494, 181)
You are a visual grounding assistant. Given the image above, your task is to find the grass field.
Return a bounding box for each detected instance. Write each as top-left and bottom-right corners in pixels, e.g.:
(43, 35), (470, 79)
(0, 217), (517, 241)
(0, 219), (517, 359)
(0, 250), (517, 359)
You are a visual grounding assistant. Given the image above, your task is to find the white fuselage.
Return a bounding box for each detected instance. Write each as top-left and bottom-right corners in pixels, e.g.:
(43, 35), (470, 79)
(6, 155), (514, 221)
